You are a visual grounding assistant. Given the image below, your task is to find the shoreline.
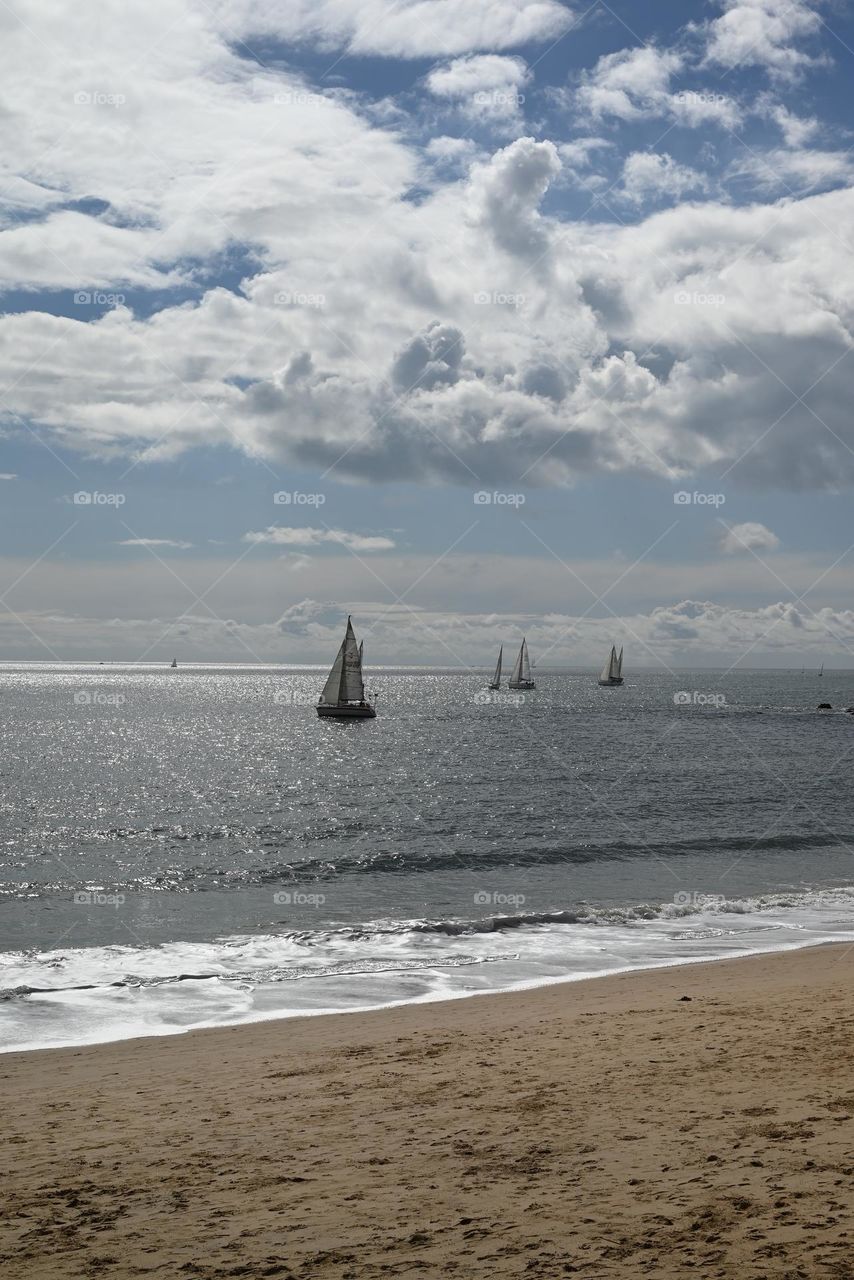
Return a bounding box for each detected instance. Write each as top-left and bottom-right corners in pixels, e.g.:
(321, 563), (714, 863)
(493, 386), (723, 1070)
(4, 928), (854, 1057)
(3, 942), (854, 1278)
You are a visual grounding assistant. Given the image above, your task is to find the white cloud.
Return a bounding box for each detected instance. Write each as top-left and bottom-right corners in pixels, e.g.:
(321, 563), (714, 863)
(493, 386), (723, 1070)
(218, 0), (574, 58)
(558, 137), (613, 168)
(719, 521), (781, 554)
(701, 0), (826, 80)
(243, 526), (396, 551)
(118, 538), (194, 550)
(577, 46), (682, 121)
(576, 46), (741, 128)
(0, 593), (851, 666)
(1, 8), (854, 497)
(427, 54), (528, 98)
(426, 54), (529, 128)
(757, 96), (821, 146)
(729, 147), (854, 195)
(620, 152), (708, 204)
(467, 135), (562, 256)
(0, 473), (17, 480)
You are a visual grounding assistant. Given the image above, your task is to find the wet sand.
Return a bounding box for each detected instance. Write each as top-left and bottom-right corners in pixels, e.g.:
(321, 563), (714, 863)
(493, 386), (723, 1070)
(3, 944), (854, 1278)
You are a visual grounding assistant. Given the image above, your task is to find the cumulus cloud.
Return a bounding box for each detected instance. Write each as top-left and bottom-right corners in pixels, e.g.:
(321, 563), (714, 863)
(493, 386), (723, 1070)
(575, 46), (741, 128)
(619, 152), (709, 204)
(391, 321), (466, 392)
(1, 6), (854, 499)
(426, 54), (529, 129)
(219, 0), (574, 58)
(0, 594), (851, 665)
(467, 136), (562, 256)
(700, 0), (826, 80)
(719, 522), (781, 554)
(243, 527), (396, 551)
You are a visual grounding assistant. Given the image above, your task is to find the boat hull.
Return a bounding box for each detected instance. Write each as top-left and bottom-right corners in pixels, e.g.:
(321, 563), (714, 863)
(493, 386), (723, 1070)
(508, 681), (535, 690)
(598, 677), (624, 686)
(316, 703), (376, 718)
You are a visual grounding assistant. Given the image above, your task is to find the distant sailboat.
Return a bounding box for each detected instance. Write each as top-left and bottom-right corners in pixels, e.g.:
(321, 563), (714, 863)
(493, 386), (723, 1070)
(317, 617), (376, 718)
(171, 657), (178, 669)
(598, 645), (624, 687)
(508, 638), (535, 690)
(488, 645), (503, 690)
(819, 663), (824, 677)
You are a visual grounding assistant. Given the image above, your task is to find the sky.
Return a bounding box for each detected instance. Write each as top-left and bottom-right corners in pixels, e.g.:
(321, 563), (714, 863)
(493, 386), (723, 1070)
(1, 0), (854, 668)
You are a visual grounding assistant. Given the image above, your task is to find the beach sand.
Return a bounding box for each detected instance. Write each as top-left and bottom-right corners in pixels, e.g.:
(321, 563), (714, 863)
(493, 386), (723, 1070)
(2, 944), (854, 1279)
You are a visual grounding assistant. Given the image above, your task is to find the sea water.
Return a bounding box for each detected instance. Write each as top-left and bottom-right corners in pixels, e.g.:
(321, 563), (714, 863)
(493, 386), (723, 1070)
(2, 662), (854, 1051)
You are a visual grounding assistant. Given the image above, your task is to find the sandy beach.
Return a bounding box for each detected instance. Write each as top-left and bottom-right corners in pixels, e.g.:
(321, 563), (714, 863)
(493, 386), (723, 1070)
(2, 944), (854, 1279)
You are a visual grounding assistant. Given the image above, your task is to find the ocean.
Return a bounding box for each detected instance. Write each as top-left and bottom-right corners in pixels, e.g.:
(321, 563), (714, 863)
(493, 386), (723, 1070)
(2, 661), (854, 1052)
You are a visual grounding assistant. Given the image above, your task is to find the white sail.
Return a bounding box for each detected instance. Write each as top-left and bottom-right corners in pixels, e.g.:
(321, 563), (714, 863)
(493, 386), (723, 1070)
(319, 618), (365, 704)
(509, 638), (532, 685)
(520, 638), (531, 682)
(340, 617), (365, 702)
(599, 646), (616, 683)
(616, 646), (623, 677)
(320, 640), (346, 703)
(490, 645), (502, 687)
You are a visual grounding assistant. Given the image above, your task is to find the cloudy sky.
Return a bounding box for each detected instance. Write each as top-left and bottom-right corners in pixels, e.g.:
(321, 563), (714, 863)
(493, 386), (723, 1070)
(2, 0), (854, 667)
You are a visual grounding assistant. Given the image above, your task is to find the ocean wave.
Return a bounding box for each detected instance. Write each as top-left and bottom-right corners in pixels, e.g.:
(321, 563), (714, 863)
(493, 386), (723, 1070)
(3, 831), (852, 900)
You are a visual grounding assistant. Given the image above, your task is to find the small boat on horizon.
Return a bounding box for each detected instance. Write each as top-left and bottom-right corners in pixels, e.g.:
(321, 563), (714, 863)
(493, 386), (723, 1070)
(171, 657), (178, 668)
(317, 617), (376, 718)
(488, 645), (503, 690)
(508, 638), (535, 690)
(598, 645), (624, 687)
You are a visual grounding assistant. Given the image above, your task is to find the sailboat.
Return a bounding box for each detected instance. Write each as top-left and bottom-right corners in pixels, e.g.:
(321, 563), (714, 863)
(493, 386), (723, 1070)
(317, 617), (376, 718)
(488, 645), (503, 690)
(508, 638), (535, 690)
(819, 663), (824, 677)
(598, 645), (624, 687)
(170, 657), (178, 669)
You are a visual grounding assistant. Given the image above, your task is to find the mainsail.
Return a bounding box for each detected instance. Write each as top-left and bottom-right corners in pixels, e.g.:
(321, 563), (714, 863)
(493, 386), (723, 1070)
(510, 638), (531, 684)
(616, 646), (623, 678)
(490, 645), (503, 688)
(599, 646), (618, 683)
(320, 617), (365, 704)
